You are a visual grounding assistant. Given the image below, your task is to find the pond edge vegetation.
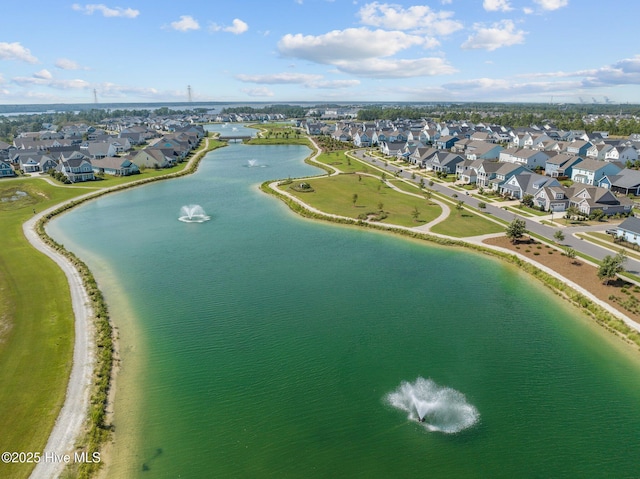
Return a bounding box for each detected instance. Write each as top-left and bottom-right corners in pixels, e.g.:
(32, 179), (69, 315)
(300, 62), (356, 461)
(33, 136), (222, 478)
(261, 152), (640, 352)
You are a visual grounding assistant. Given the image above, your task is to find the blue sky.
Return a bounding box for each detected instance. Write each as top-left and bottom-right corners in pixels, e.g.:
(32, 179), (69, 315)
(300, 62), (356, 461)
(1, 0), (639, 105)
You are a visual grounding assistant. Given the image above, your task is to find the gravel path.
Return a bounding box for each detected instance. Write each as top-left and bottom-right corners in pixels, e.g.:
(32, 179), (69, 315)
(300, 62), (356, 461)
(23, 205), (94, 479)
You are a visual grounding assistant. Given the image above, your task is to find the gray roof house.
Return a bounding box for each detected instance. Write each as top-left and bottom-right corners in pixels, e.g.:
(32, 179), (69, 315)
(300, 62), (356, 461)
(599, 168), (640, 195)
(92, 156), (140, 176)
(499, 172), (560, 199)
(57, 158), (95, 183)
(0, 159), (15, 177)
(544, 153), (583, 178)
(615, 217), (640, 246)
(424, 152), (465, 174)
(569, 186), (633, 216)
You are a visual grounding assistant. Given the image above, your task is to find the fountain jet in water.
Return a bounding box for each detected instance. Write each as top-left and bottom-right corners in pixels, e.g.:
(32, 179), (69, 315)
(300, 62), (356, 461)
(246, 159), (267, 168)
(178, 204), (210, 223)
(386, 377), (479, 434)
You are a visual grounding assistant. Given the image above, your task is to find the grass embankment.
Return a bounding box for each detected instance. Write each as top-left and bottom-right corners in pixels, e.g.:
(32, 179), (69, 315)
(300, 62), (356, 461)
(0, 181), (81, 479)
(0, 136), (222, 479)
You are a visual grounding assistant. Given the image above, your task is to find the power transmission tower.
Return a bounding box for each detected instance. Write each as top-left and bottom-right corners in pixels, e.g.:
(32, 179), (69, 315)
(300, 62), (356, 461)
(188, 85), (192, 102)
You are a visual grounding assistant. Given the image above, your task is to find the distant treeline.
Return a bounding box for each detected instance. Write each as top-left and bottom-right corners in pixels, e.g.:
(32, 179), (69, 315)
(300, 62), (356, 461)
(357, 103), (640, 136)
(221, 104), (307, 118)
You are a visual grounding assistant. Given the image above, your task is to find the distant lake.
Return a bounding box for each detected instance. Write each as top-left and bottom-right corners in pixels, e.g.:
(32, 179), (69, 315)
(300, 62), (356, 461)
(48, 127), (640, 478)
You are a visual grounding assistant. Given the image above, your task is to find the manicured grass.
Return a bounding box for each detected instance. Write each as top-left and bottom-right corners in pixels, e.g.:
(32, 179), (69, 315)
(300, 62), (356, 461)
(430, 208), (505, 237)
(287, 173), (441, 227)
(0, 179), (81, 479)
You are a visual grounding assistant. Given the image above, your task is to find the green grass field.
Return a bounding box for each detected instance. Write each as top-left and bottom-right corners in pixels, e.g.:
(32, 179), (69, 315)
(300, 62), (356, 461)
(0, 179), (82, 479)
(287, 173), (442, 227)
(430, 208), (505, 237)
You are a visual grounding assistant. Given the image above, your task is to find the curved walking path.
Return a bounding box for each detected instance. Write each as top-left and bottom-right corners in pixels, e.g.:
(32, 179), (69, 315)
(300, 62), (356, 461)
(25, 203), (94, 479)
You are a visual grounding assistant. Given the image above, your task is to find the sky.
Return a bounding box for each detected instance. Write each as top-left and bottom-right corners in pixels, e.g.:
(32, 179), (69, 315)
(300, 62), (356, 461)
(1, 0), (640, 105)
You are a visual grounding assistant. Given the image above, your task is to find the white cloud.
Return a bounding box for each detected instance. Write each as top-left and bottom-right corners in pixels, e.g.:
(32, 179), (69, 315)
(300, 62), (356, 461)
(581, 55), (640, 87)
(358, 2), (463, 36)
(333, 57), (456, 78)
(483, 0), (513, 12)
(71, 3), (139, 18)
(12, 74), (91, 90)
(242, 87), (275, 97)
(0, 42), (38, 63)
(55, 58), (88, 70)
(523, 7), (534, 14)
(33, 69), (52, 80)
(236, 72), (322, 84)
(236, 72), (359, 90)
(210, 18), (249, 34)
(169, 15), (200, 32)
(461, 20), (526, 51)
(533, 0), (569, 10)
(279, 27), (426, 64)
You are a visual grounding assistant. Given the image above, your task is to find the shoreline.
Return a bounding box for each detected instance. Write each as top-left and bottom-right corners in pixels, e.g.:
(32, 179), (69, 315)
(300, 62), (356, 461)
(23, 135), (220, 478)
(264, 166), (640, 345)
(20, 130), (639, 476)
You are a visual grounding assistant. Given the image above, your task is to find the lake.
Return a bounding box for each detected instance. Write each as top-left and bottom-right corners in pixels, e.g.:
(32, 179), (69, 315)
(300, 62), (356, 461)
(48, 126), (640, 478)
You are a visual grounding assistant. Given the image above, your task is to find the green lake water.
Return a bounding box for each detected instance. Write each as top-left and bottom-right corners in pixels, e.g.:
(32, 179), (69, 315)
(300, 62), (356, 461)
(47, 128), (640, 478)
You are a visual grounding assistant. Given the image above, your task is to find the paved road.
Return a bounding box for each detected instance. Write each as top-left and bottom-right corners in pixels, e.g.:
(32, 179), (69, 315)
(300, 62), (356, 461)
(350, 149), (640, 276)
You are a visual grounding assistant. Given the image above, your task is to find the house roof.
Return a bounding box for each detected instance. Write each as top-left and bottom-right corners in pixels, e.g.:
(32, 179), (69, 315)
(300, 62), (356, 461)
(606, 168), (640, 189)
(618, 216), (640, 235)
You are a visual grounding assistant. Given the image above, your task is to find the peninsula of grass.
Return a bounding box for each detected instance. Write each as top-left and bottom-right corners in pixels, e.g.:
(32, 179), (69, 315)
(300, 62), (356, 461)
(286, 173), (441, 227)
(0, 135), (222, 479)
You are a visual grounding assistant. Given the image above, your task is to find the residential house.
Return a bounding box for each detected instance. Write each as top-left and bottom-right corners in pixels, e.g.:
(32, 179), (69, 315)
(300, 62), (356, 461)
(131, 148), (175, 169)
(499, 148), (549, 169)
(475, 161), (503, 189)
(456, 159), (483, 184)
(0, 159), (15, 177)
(586, 143), (613, 161)
(569, 186), (633, 217)
(424, 152), (464, 174)
(533, 185), (571, 212)
(499, 172), (560, 199)
(84, 141), (117, 160)
(379, 141), (406, 157)
(464, 141), (503, 161)
(91, 156), (140, 176)
(353, 129), (374, 148)
(599, 168), (640, 195)
(435, 135), (459, 150)
(57, 158), (95, 182)
(487, 163), (531, 191)
(18, 156), (40, 173)
(566, 140), (593, 157)
(409, 147), (438, 167)
(605, 145), (638, 163)
(544, 154), (583, 178)
(615, 217), (640, 246)
(570, 159), (622, 186)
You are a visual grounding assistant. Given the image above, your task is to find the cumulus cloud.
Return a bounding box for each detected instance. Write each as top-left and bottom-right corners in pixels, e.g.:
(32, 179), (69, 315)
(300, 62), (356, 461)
(279, 27), (426, 64)
(71, 3), (139, 18)
(358, 2), (463, 36)
(236, 72), (360, 90)
(242, 87), (275, 97)
(55, 58), (89, 70)
(461, 20), (526, 51)
(0, 42), (38, 63)
(209, 18), (249, 34)
(12, 74), (91, 90)
(483, 0), (513, 12)
(169, 15), (200, 32)
(581, 55), (640, 87)
(333, 57), (456, 78)
(33, 69), (53, 80)
(533, 0), (569, 10)
(236, 72), (322, 84)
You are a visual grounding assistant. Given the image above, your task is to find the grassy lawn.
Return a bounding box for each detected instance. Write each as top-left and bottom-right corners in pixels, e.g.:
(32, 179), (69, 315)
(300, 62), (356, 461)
(0, 179), (82, 479)
(287, 173), (442, 228)
(430, 208), (505, 237)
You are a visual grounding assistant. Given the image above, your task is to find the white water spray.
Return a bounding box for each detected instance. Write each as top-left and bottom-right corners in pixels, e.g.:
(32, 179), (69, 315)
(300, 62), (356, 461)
(385, 377), (479, 434)
(178, 204), (210, 223)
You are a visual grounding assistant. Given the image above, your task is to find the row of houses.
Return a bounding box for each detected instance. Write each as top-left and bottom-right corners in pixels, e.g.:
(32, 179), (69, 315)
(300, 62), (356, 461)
(0, 125), (206, 181)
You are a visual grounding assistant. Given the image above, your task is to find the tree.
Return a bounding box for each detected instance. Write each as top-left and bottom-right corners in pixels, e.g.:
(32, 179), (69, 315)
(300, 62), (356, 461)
(565, 205), (580, 222)
(506, 217), (527, 244)
(411, 206), (420, 222)
(478, 201), (487, 211)
(456, 200), (465, 212)
(597, 251), (627, 285)
(377, 202), (384, 212)
(419, 178), (425, 189)
(352, 193), (358, 207)
(554, 230), (565, 243)
(521, 194), (534, 208)
(564, 247), (578, 264)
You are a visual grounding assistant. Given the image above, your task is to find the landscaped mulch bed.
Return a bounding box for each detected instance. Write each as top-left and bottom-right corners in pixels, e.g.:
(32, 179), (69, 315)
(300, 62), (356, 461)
(483, 235), (640, 326)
